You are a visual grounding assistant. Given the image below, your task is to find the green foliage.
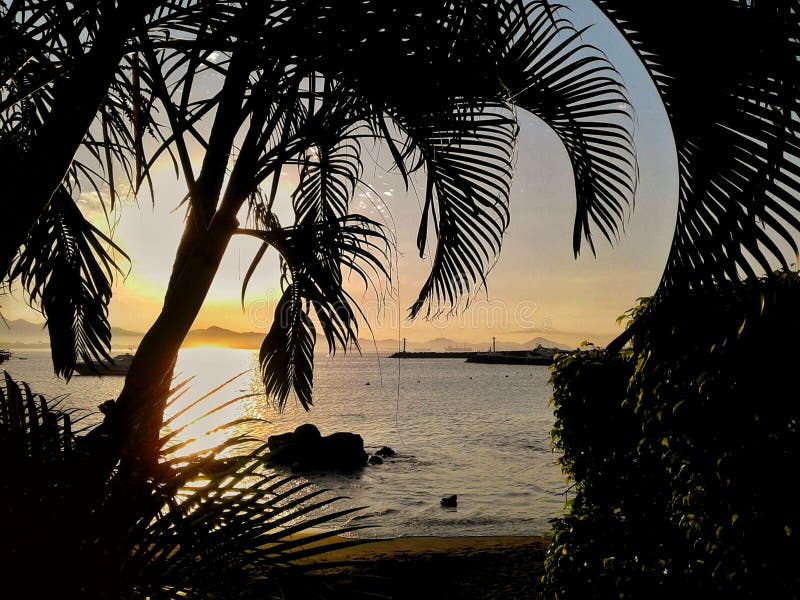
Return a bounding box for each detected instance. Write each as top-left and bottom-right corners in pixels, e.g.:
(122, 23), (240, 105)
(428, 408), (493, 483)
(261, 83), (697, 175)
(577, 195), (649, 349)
(0, 374), (373, 599)
(544, 271), (800, 599)
(545, 350), (685, 599)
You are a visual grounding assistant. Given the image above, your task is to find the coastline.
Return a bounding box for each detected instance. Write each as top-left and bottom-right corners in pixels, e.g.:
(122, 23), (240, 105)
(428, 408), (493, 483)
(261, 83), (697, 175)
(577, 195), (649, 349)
(301, 535), (548, 599)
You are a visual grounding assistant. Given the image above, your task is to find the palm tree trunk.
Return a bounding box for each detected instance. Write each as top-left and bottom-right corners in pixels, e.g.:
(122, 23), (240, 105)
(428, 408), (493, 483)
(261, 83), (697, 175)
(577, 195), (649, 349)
(114, 212), (239, 472)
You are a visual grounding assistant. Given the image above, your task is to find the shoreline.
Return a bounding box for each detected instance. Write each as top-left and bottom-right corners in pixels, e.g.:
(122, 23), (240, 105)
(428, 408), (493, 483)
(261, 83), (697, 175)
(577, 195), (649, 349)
(310, 534), (548, 561)
(298, 535), (548, 599)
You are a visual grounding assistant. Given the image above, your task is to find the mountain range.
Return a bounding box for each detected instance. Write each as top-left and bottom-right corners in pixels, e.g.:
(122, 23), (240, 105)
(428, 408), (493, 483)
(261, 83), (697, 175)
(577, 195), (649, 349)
(0, 319), (145, 347)
(1, 319), (570, 352)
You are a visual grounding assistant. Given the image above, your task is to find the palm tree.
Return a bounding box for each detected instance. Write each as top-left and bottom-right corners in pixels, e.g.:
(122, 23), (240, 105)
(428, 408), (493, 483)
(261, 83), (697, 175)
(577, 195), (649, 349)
(93, 0), (637, 471)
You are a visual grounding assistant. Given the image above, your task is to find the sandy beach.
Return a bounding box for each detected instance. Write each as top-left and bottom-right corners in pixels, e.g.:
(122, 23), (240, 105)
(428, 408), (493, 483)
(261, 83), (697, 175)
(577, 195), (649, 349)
(300, 535), (548, 599)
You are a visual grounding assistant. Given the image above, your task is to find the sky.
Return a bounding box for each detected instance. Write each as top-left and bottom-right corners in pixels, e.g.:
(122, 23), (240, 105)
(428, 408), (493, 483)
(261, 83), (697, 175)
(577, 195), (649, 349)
(1, 2), (679, 349)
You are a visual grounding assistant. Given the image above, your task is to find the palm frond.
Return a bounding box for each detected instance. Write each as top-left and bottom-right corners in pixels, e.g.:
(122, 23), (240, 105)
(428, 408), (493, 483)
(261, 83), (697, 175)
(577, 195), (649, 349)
(501, 0), (636, 256)
(293, 125), (363, 226)
(242, 216), (389, 410)
(1, 373), (375, 598)
(8, 187), (127, 378)
(594, 0), (800, 292)
(259, 284), (316, 411)
(129, 446), (370, 598)
(0, 371), (71, 464)
(398, 100), (518, 318)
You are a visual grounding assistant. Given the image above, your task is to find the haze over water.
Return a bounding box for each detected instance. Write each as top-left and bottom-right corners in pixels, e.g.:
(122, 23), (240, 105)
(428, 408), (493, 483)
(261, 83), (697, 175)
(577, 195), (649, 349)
(2, 347), (565, 538)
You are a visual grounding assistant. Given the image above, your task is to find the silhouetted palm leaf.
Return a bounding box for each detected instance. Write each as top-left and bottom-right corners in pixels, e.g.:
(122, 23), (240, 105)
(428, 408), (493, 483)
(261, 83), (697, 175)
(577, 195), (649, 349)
(246, 216), (389, 409)
(8, 187), (127, 378)
(293, 126), (362, 226)
(0, 371), (72, 465)
(259, 284), (316, 410)
(501, 0), (636, 256)
(594, 0), (800, 292)
(402, 101), (518, 318)
(1, 373), (373, 598)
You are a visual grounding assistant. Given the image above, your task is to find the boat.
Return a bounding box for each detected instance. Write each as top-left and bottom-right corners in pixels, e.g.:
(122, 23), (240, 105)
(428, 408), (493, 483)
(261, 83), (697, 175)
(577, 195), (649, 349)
(75, 353), (134, 376)
(0, 349), (11, 364)
(465, 345), (567, 366)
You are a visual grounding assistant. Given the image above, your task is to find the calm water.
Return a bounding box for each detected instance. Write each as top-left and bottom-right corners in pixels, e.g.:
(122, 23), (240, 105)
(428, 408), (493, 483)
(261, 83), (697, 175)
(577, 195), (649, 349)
(2, 348), (566, 537)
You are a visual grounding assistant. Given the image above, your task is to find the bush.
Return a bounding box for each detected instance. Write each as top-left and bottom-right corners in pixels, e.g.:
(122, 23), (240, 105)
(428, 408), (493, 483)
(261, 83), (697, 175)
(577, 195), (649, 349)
(543, 271), (800, 598)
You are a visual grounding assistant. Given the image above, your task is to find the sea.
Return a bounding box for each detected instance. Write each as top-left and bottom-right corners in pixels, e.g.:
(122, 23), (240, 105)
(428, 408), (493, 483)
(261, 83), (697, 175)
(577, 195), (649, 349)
(1, 347), (566, 538)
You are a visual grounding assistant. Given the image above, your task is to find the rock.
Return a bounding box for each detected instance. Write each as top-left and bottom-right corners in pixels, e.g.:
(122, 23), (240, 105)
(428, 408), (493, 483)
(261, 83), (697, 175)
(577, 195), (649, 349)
(290, 461), (308, 473)
(375, 446), (396, 458)
(368, 455), (384, 465)
(267, 424), (367, 471)
(320, 432), (368, 470)
(440, 494), (458, 507)
(293, 423), (322, 444)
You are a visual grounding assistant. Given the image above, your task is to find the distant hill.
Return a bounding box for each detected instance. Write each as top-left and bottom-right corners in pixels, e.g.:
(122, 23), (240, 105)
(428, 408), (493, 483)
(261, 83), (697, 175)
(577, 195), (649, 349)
(179, 330), (571, 352)
(112, 326), (145, 338)
(523, 337), (573, 350)
(357, 336), (570, 353)
(2, 318), (46, 336)
(0, 319), (145, 348)
(182, 326), (265, 349)
(2, 319), (570, 352)
(0, 319), (49, 346)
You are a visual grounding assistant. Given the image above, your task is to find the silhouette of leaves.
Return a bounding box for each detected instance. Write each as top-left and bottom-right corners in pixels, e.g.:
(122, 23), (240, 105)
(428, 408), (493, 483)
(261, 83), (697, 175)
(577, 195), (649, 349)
(9, 187), (126, 379)
(502, 0), (636, 256)
(595, 0), (800, 292)
(247, 217), (389, 409)
(402, 101), (517, 318)
(259, 284), (316, 411)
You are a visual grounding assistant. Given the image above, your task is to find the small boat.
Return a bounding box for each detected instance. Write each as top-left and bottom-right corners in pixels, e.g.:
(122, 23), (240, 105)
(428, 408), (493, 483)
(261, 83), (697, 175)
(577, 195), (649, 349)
(0, 349), (11, 364)
(75, 353), (134, 376)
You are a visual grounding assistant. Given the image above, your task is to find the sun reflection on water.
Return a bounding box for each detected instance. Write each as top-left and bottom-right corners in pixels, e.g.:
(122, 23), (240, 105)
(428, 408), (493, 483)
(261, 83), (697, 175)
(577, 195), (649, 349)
(162, 348), (268, 459)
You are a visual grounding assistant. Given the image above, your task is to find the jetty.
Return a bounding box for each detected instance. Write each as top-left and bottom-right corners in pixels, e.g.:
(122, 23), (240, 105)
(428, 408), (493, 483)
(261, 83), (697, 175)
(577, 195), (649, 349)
(389, 351), (477, 359)
(465, 351), (554, 365)
(466, 344), (574, 365)
(390, 344), (573, 365)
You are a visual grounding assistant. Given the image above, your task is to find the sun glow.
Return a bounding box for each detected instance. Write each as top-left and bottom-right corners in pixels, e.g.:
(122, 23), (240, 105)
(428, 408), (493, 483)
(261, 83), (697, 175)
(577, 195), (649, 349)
(101, 160), (299, 333)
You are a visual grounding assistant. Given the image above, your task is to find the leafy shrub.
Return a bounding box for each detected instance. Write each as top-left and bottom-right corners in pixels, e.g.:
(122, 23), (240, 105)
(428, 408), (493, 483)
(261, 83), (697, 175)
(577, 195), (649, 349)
(544, 350), (685, 599)
(543, 271), (800, 598)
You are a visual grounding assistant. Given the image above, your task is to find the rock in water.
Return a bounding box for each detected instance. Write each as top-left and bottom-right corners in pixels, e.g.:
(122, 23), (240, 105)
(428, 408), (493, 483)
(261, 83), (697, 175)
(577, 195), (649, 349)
(368, 455), (384, 465)
(320, 432), (368, 470)
(267, 424), (367, 471)
(441, 494), (458, 507)
(293, 423), (322, 444)
(375, 446), (396, 458)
